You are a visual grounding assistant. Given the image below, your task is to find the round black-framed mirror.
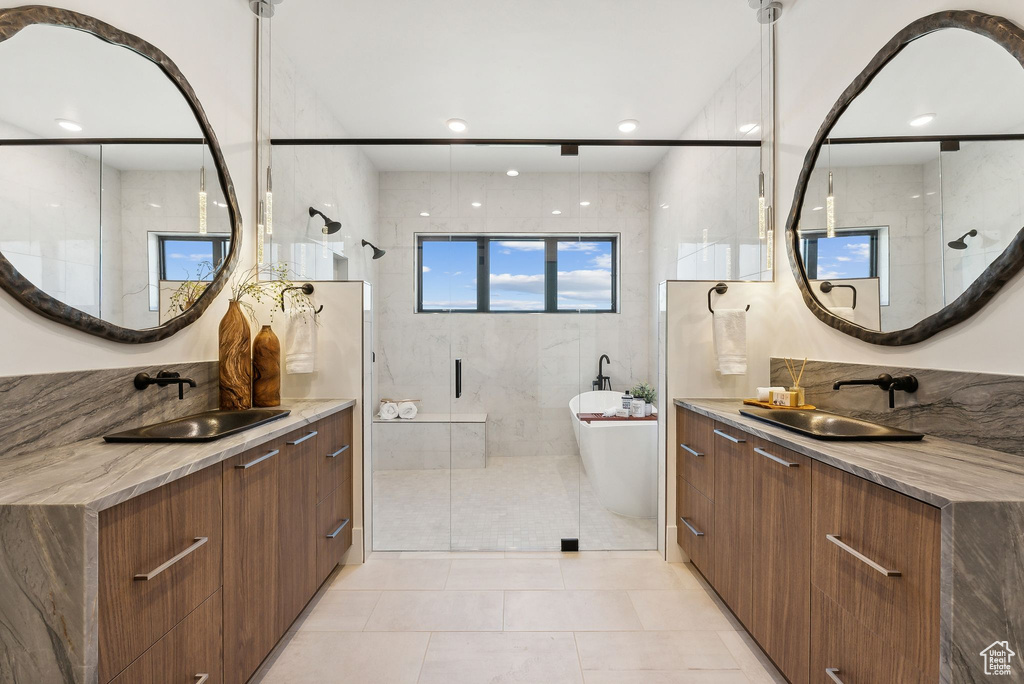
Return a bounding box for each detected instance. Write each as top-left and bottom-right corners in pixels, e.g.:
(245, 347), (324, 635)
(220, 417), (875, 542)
(0, 5), (240, 343)
(786, 10), (1024, 345)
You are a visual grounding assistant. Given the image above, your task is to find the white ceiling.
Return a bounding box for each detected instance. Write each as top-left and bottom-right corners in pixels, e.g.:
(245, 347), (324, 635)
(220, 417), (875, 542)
(268, 0), (764, 171)
(0, 23), (205, 171)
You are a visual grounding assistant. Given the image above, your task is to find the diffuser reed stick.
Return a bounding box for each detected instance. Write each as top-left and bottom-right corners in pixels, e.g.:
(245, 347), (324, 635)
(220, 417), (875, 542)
(796, 357), (808, 388)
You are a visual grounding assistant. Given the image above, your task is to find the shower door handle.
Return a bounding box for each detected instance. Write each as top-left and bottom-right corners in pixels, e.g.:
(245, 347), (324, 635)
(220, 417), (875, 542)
(455, 359), (462, 399)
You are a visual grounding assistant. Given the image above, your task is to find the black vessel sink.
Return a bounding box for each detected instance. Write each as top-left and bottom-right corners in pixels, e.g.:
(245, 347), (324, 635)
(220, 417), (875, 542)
(739, 408), (924, 441)
(104, 408), (291, 443)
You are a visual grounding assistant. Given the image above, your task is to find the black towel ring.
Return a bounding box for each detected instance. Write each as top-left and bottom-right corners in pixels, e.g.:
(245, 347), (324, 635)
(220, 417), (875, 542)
(707, 282), (750, 314)
(280, 283), (324, 315)
(819, 281), (857, 310)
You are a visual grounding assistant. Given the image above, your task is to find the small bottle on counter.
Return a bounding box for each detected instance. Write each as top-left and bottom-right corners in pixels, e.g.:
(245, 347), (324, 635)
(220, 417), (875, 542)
(621, 392), (633, 410)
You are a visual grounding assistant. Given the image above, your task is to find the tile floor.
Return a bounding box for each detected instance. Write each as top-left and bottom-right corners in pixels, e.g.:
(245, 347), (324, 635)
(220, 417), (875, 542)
(373, 455), (657, 551)
(253, 552), (785, 684)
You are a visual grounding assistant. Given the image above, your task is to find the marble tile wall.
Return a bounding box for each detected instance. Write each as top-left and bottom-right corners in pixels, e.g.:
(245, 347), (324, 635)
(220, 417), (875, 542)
(375, 171), (652, 459)
(770, 357), (1024, 456)
(0, 360), (217, 460)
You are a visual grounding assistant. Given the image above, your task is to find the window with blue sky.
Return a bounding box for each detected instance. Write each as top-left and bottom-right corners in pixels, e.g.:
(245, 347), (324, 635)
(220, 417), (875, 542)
(800, 229), (877, 280)
(159, 235), (230, 281)
(418, 235), (616, 313)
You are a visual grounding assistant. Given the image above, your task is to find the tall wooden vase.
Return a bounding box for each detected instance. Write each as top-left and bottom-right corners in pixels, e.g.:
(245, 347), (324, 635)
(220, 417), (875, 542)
(252, 325), (282, 407)
(219, 300), (252, 410)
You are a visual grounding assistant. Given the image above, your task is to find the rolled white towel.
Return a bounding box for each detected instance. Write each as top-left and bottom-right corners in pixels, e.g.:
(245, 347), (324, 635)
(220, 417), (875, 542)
(602, 406), (617, 418)
(379, 402), (399, 420)
(398, 401), (418, 420)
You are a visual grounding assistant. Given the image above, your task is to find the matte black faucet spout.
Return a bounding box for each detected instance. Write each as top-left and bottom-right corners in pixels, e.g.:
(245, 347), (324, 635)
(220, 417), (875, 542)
(833, 373), (918, 409)
(134, 371), (197, 400)
(594, 355), (612, 391)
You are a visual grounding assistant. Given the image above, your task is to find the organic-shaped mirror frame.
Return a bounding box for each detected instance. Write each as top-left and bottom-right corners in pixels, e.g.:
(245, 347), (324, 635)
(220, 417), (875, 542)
(0, 5), (240, 343)
(786, 10), (1024, 345)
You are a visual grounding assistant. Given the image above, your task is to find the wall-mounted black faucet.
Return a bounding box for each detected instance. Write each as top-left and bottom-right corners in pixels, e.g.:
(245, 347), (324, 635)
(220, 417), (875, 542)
(593, 354), (612, 391)
(134, 371), (197, 400)
(833, 373), (918, 409)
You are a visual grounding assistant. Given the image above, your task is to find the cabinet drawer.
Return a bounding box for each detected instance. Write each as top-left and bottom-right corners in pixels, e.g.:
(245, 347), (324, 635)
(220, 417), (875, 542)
(713, 423), (753, 628)
(109, 589), (223, 684)
(99, 465), (222, 682)
(317, 407), (354, 503)
(676, 477), (714, 581)
(316, 480), (353, 586)
(678, 408), (715, 499)
(811, 588), (930, 684)
(278, 424), (318, 635)
(811, 461), (940, 680)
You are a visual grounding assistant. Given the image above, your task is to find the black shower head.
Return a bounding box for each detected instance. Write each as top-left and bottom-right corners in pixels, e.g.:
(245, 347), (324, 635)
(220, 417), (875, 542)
(947, 229), (978, 250)
(309, 206), (342, 234)
(362, 239), (386, 260)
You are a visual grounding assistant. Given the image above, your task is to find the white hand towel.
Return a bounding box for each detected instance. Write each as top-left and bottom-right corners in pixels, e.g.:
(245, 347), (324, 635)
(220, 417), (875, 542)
(379, 402), (399, 420)
(397, 402), (418, 420)
(602, 407), (617, 418)
(285, 309), (316, 374)
(831, 306), (855, 321)
(713, 309), (747, 376)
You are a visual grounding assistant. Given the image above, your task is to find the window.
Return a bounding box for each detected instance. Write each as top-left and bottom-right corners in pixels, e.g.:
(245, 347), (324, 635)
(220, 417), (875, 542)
(417, 234), (617, 313)
(158, 234), (231, 281)
(799, 226), (890, 306)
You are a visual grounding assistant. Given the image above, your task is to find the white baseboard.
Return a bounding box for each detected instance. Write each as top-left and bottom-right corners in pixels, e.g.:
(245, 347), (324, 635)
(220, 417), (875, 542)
(665, 526), (685, 562)
(340, 527), (364, 565)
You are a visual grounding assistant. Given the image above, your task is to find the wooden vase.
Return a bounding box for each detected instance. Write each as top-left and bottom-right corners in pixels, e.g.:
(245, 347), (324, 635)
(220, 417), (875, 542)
(219, 300), (252, 410)
(252, 325), (282, 407)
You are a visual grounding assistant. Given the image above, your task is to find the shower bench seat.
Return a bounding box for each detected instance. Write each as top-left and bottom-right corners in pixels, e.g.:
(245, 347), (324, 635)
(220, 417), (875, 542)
(372, 413), (487, 470)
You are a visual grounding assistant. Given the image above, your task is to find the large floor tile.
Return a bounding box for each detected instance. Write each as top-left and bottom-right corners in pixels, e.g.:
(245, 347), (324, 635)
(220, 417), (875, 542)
(504, 590), (643, 631)
(717, 630), (788, 683)
(575, 631), (740, 672)
(628, 590), (740, 631)
(364, 590), (503, 631)
(583, 671), (751, 683)
(256, 632), (429, 684)
(293, 591), (381, 632)
(418, 632), (584, 684)
(445, 558), (564, 590)
(561, 558), (690, 591)
(328, 558), (451, 590)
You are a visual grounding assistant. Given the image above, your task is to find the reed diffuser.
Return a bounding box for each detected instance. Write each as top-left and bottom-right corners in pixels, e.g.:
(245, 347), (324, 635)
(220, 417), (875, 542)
(784, 357), (808, 406)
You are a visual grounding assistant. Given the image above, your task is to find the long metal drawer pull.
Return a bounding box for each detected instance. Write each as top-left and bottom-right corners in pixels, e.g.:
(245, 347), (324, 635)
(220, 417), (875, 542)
(235, 449), (279, 469)
(195, 675), (210, 684)
(754, 447), (799, 468)
(287, 430), (318, 445)
(328, 445), (350, 458)
(679, 444), (704, 458)
(326, 518), (351, 539)
(133, 537), (208, 581)
(679, 516), (705, 537)
(713, 429), (745, 444)
(825, 668), (844, 684)
(826, 534), (901, 577)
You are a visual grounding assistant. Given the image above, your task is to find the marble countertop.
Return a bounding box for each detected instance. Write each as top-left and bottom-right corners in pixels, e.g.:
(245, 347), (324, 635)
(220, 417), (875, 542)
(0, 398), (355, 511)
(675, 398), (1024, 508)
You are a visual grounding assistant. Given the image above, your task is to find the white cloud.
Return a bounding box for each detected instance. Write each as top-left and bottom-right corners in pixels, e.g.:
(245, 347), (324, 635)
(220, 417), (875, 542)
(497, 241), (544, 251)
(422, 265), (431, 272)
(558, 242), (599, 252)
(591, 253), (612, 268)
(490, 273), (545, 294)
(844, 243), (870, 260)
(489, 299), (545, 311)
(834, 256), (851, 262)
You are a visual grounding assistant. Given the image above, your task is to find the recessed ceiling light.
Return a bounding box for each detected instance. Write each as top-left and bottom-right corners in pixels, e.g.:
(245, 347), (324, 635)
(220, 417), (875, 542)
(911, 194), (922, 199)
(420, 211), (430, 217)
(812, 206), (824, 211)
(506, 169), (519, 177)
(617, 119), (639, 134)
(659, 203), (670, 209)
(739, 122), (759, 134)
(49, 203), (61, 208)
(446, 118), (467, 133)
(149, 203), (161, 208)
(909, 113), (935, 127)
(55, 118), (82, 132)
(926, 191), (936, 196)
(471, 202), (482, 208)
(551, 210), (562, 215)
(579, 201), (590, 207)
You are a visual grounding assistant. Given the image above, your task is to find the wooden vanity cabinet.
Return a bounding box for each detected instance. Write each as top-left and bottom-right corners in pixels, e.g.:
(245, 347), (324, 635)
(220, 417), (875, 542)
(750, 437), (811, 684)
(677, 405), (715, 498)
(711, 422), (753, 627)
(98, 463), (223, 682)
(223, 439), (283, 684)
(277, 425), (320, 634)
(676, 477), (714, 580)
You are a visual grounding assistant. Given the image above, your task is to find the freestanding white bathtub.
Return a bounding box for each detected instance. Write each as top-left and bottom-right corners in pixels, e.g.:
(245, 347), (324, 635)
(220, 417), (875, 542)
(569, 390), (657, 518)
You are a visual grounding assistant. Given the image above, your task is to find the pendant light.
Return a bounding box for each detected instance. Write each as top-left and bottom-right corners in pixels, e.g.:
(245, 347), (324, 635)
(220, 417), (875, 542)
(825, 141), (836, 238)
(198, 165), (207, 235)
(265, 165), (273, 235)
(766, 207), (775, 271)
(758, 172), (767, 239)
(257, 199), (265, 265)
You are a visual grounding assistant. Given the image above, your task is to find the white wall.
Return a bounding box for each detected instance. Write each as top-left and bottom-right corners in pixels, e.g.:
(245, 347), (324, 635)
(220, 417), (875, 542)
(0, 0), (255, 375)
(767, 0), (1024, 374)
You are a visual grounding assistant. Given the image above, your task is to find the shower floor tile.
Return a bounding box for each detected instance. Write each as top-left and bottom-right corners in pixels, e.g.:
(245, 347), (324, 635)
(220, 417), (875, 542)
(372, 455), (657, 551)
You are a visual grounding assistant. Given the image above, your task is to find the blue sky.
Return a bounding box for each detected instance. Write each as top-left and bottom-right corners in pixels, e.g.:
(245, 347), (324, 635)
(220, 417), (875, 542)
(163, 239), (215, 281)
(421, 238), (613, 311)
(810, 234), (872, 279)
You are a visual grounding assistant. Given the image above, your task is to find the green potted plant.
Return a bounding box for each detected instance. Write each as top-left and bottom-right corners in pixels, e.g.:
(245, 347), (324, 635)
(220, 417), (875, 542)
(631, 381), (657, 416)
